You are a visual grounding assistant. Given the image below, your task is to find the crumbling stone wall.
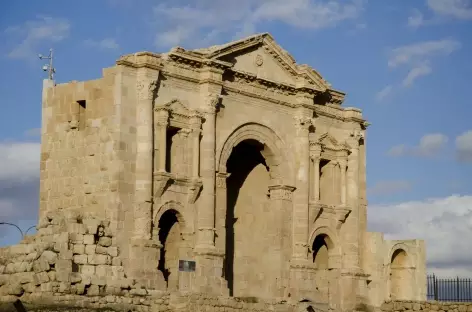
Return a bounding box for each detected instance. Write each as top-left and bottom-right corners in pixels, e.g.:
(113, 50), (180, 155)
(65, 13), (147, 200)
(381, 301), (472, 312)
(0, 211), (142, 298)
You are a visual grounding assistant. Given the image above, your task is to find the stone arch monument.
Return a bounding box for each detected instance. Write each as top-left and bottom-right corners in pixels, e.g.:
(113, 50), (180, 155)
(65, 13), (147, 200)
(0, 33), (426, 312)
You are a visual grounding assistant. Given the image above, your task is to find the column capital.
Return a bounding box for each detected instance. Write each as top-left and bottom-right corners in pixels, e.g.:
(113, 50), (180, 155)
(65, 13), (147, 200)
(309, 142), (322, 160)
(154, 106), (170, 125)
(137, 79), (158, 101)
(268, 184), (296, 201)
(204, 93), (221, 114)
(216, 172), (231, 189)
(338, 157), (347, 168)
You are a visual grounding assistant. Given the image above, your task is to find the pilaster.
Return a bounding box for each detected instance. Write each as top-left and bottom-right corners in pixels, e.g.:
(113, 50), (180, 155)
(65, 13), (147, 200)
(133, 72), (159, 241)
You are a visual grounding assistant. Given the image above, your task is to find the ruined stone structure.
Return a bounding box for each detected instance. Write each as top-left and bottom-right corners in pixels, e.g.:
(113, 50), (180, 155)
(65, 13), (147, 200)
(0, 33), (426, 311)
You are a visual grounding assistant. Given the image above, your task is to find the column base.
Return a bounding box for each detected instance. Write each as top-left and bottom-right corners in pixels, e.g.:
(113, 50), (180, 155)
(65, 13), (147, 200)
(193, 247), (229, 296)
(339, 269), (370, 312)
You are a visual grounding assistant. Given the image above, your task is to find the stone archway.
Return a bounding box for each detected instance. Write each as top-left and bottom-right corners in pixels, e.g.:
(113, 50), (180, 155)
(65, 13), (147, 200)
(217, 123), (292, 299)
(309, 227), (341, 305)
(154, 201), (187, 291)
(390, 248), (409, 300)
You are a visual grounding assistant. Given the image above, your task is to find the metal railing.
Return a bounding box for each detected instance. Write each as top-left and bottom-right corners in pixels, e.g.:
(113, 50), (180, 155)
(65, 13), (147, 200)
(428, 274), (472, 302)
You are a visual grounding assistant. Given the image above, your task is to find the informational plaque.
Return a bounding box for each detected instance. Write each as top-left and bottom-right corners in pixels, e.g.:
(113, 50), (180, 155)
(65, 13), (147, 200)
(179, 260), (196, 272)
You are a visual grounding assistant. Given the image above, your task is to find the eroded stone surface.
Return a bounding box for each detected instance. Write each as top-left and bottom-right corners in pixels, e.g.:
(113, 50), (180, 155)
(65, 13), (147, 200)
(0, 33), (426, 311)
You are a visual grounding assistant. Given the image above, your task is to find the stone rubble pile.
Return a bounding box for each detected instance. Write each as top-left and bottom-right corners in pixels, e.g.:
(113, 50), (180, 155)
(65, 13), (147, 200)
(0, 211), (147, 299)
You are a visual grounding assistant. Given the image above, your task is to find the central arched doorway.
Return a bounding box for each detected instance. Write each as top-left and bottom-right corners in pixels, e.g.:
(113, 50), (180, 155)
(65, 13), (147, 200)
(225, 139), (271, 297)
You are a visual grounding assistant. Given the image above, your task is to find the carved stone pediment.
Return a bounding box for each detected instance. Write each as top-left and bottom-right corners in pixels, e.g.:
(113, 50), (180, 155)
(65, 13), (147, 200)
(155, 98), (203, 128)
(192, 33), (333, 95)
(315, 133), (350, 157)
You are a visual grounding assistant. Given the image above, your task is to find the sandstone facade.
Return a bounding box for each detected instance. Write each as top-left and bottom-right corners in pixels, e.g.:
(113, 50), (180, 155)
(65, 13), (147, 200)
(0, 33), (426, 311)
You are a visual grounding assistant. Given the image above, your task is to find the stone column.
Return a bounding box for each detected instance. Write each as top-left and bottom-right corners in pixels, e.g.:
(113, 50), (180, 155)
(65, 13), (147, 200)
(310, 144), (322, 202)
(340, 131), (364, 311)
(155, 108), (169, 173)
(189, 115), (202, 179)
(292, 116), (312, 260)
(133, 78), (158, 240)
(195, 94), (220, 251)
(269, 184), (296, 298)
(339, 158), (347, 207)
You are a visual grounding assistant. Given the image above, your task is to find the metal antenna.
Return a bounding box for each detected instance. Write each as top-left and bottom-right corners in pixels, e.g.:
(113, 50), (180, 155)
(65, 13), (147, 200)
(38, 48), (55, 80)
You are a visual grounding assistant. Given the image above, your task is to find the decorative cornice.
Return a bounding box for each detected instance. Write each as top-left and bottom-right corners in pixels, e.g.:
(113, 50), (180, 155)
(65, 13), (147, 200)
(116, 52), (163, 70)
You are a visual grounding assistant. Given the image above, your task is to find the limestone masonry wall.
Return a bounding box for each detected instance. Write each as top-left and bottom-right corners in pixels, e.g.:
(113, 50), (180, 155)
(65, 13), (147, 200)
(382, 301), (472, 312)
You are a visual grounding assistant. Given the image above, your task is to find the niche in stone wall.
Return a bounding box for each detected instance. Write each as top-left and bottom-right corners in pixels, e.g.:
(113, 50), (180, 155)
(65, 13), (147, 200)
(157, 209), (182, 291)
(165, 126), (189, 176)
(312, 234), (334, 301)
(319, 160), (340, 206)
(390, 249), (408, 300)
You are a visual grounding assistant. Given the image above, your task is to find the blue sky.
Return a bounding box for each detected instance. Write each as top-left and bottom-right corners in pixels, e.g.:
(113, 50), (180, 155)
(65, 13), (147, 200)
(1, 0), (472, 277)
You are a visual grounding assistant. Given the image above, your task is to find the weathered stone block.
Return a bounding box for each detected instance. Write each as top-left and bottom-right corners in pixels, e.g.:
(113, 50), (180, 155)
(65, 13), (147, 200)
(85, 244), (96, 255)
(56, 259), (72, 271)
(5, 283), (24, 295)
(56, 270), (70, 282)
(69, 233), (84, 244)
(81, 264), (95, 276)
(35, 271), (50, 283)
(96, 245), (108, 255)
(47, 270), (56, 281)
(73, 254), (88, 264)
(32, 259), (50, 273)
(70, 272), (82, 284)
(107, 246), (118, 257)
(98, 237), (112, 247)
(14, 272), (35, 284)
(73, 244), (85, 254)
(88, 254), (110, 265)
(91, 276), (107, 286)
(87, 284), (100, 296)
(112, 257), (122, 266)
(83, 234), (95, 245)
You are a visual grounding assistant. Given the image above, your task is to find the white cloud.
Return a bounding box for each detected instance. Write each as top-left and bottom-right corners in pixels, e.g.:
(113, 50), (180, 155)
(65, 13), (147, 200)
(84, 38), (120, 50)
(368, 195), (472, 277)
(408, 9), (425, 27)
(387, 133), (448, 157)
(387, 144), (407, 157)
(0, 142), (40, 182)
(5, 16), (70, 60)
(456, 130), (472, 163)
(0, 142), (40, 247)
(388, 39), (460, 68)
(427, 0), (472, 20)
(152, 0), (366, 48)
(402, 62), (432, 87)
(387, 39), (460, 87)
(368, 180), (412, 196)
(375, 85), (393, 101)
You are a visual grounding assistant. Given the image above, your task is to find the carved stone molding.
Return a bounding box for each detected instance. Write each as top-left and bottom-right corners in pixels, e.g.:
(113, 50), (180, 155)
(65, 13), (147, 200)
(188, 179), (203, 204)
(309, 201), (325, 223)
(335, 206), (352, 229)
(153, 171), (172, 198)
(268, 185), (296, 201)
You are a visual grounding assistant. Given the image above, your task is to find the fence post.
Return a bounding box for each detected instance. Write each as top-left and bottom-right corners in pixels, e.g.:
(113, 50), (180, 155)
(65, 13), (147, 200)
(457, 276), (460, 301)
(433, 274), (438, 301)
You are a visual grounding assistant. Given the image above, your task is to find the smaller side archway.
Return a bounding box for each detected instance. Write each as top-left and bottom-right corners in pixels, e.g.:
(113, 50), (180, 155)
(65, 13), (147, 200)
(309, 227), (341, 304)
(153, 201), (187, 291)
(390, 247), (410, 300)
